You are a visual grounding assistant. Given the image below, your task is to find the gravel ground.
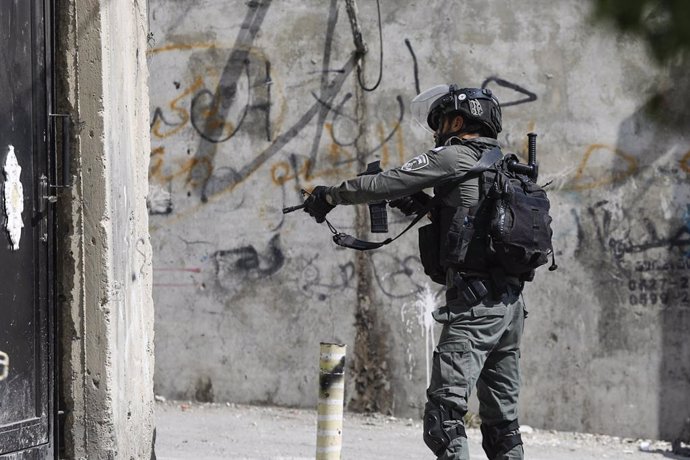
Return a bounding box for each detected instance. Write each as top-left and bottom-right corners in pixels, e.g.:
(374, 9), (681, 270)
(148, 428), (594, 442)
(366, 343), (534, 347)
(154, 401), (689, 460)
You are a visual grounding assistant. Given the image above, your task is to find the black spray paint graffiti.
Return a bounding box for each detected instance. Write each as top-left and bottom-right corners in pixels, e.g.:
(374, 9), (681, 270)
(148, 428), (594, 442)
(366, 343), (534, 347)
(481, 76), (537, 107)
(292, 250), (430, 302)
(213, 233), (284, 281)
(190, 64), (251, 144)
(151, 13), (542, 206)
(177, 0), (404, 203)
(404, 38), (420, 95)
(188, 0), (273, 199)
(326, 92), (405, 158)
(188, 0), (360, 202)
(579, 201), (690, 261)
(297, 256), (356, 301)
(370, 252), (426, 299)
(150, 107), (179, 132)
(150, 57), (273, 145)
(610, 221), (690, 259)
(570, 200), (690, 361)
(190, 60), (274, 144)
(574, 201), (690, 310)
(403, 39), (538, 107)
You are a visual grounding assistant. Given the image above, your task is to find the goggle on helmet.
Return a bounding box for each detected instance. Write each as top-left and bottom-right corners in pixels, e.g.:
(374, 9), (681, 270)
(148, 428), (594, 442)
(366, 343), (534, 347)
(410, 84), (502, 138)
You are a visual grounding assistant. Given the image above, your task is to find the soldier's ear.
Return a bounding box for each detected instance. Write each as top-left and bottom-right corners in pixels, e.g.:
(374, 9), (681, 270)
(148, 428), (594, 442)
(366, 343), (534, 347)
(451, 115), (464, 132)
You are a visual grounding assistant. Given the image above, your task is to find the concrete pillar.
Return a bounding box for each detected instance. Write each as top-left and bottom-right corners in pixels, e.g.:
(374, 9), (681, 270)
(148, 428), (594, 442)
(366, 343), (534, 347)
(56, 0), (155, 458)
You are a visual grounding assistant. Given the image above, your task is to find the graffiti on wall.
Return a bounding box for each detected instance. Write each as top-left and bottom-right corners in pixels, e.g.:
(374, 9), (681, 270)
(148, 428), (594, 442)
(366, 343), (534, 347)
(143, 2), (690, 373)
(147, 0), (551, 215)
(574, 198), (690, 313)
(147, 0), (690, 332)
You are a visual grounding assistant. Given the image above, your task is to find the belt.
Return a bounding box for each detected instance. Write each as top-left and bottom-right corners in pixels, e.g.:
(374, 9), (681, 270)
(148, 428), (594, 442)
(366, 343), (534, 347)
(445, 274), (521, 305)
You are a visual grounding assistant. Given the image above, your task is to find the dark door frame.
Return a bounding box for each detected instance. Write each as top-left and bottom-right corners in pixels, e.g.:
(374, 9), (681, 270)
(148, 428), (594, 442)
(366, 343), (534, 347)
(0, 0), (57, 457)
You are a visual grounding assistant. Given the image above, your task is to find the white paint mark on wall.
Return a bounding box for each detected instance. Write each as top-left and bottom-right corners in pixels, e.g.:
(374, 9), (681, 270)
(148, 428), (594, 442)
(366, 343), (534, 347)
(147, 184), (172, 214)
(415, 284), (437, 387)
(400, 283), (438, 386)
(3, 145), (24, 251)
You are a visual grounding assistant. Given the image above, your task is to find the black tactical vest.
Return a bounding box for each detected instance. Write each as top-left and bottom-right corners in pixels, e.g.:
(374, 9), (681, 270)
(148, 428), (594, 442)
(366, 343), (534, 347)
(434, 140), (495, 276)
(418, 139), (496, 284)
(420, 139), (554, 286)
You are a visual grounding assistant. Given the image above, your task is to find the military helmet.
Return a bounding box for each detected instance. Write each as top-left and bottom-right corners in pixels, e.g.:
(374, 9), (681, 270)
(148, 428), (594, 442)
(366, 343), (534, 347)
(411, 84), (502, 138)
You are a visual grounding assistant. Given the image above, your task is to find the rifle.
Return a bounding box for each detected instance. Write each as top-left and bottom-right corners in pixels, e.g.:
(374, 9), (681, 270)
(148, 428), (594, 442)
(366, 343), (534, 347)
(282, 160), (388, 234)
(282, 133), (541, 250)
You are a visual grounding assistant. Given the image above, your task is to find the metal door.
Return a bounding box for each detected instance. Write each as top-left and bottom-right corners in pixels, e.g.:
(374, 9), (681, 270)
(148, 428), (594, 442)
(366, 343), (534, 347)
(0, 0), (55, 458)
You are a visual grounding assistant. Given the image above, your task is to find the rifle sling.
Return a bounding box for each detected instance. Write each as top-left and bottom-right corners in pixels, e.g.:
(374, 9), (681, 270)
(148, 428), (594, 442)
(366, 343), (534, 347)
(330, 147), (502, 251)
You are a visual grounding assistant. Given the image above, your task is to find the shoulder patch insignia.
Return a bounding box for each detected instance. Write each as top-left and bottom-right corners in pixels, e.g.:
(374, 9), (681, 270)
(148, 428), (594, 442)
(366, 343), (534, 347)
(401, 153), (429, 171)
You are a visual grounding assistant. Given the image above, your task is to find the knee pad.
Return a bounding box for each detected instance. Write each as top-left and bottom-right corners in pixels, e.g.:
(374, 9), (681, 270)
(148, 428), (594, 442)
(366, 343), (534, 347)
(480, 419), (523, 459)
(423, 401), (467, 456)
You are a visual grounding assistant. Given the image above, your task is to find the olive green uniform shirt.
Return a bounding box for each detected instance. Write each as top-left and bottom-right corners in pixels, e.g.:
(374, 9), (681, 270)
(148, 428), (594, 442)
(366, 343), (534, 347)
(327, 137), (500, 207)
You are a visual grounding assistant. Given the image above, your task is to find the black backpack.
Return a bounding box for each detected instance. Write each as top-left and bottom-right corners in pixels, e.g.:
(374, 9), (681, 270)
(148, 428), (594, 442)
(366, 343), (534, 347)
(479, 153), (555, 280)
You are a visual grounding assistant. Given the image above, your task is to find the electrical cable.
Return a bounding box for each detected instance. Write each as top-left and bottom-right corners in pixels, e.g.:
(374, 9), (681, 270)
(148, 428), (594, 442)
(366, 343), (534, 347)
(356, 0), (383, 92)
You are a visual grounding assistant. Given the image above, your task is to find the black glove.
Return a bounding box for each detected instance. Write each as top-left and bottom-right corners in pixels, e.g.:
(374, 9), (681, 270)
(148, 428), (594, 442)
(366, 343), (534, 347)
(303, 186), (335, 223)
(389, 191), (431, 216)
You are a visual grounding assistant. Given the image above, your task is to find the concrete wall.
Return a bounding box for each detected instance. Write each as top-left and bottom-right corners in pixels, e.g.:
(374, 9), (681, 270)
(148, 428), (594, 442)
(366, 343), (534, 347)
(147, 0), (690, 440)
(58, 0), (155, 458)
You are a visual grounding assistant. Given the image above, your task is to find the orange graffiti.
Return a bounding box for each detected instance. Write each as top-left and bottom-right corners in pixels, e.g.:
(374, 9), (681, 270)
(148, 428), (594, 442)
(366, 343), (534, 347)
(569, 144), (638, 190)
(325, 124), (355, 168)
(151, 76), (204, 139)
(270, 124), (354, 186)
(147, 41), (408, 228)
(149, 146), (166, 179)
(270, 154), (354, 186)
(149, 43), (287, 143)
(680, 150), (690, 173)
(395, 123), (405, 165)
(149, 146), (214, 186)
(378, 123), (390, 167)
(269, 120), (406, 187)
(147, 42), (221, 56)
(271, 159), (310, 186)
(375, 120), (405, 168)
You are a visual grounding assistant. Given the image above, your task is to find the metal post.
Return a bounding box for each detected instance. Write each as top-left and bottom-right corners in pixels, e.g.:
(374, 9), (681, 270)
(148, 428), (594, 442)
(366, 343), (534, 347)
(316, 343), (346, 460)
(0, 351), (8, 381)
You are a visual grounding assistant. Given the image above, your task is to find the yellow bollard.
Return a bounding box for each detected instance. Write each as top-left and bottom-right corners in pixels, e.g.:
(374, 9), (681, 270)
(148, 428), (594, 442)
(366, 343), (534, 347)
(0, 351), (8, 381)
(316, 343), (346, 460)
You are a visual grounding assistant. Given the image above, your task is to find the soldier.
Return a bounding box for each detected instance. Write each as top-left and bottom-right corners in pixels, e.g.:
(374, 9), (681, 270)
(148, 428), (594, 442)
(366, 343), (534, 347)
(303, 85), (526, 460)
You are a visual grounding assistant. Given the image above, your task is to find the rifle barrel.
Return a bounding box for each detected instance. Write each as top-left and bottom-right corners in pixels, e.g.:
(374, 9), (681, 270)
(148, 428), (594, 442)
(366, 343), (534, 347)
(283, 203), (306, 214)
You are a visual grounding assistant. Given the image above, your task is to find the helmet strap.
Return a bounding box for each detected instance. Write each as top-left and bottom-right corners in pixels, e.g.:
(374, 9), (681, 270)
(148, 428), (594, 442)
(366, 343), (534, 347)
(435, 128), (464, 147)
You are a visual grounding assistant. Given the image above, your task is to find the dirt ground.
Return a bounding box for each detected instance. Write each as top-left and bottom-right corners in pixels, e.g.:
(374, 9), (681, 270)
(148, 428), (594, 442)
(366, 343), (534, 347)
(154, 401), (689, 460)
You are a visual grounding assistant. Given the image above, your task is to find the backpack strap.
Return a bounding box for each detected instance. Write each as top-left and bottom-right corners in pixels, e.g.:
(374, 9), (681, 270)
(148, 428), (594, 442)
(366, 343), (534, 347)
(330, 147), (503, 251)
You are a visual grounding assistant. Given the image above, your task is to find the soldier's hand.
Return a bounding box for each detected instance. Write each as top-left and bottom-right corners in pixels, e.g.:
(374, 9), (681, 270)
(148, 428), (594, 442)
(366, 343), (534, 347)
(389, 191), (431, 216)
(303, 186), (335, 223)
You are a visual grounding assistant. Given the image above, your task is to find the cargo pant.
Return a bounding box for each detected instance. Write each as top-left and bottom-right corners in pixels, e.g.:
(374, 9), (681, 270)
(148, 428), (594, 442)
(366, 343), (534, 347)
(423, 283), (525, 460)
